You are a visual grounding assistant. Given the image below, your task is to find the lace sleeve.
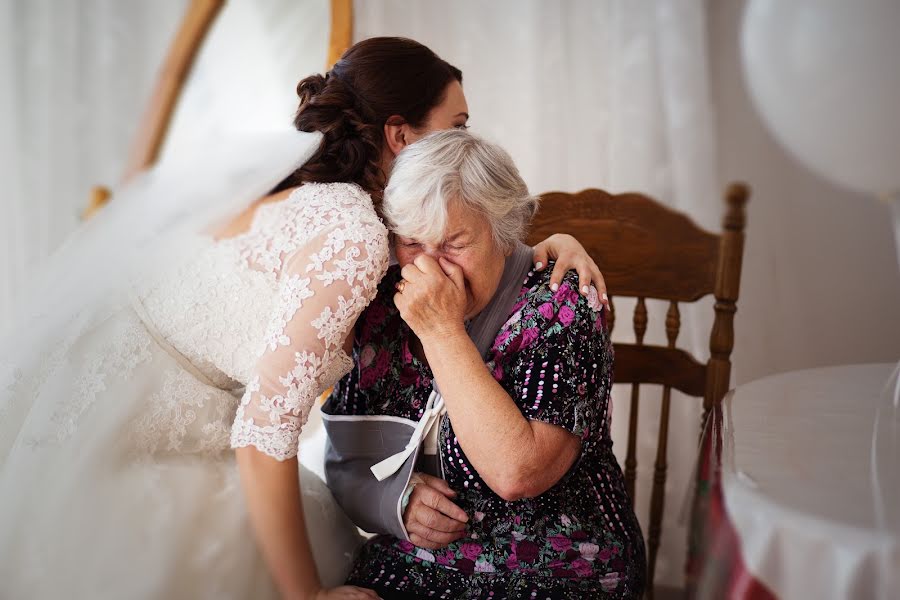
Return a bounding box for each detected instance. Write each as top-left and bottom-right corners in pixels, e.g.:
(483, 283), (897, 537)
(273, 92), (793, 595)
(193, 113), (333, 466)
(230, 219), (389, 460)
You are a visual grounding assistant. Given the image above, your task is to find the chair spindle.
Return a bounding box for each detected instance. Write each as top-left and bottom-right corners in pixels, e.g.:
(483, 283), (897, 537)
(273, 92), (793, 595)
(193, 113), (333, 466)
(624, 298), (648, 505)
(647, 302), (681, 595)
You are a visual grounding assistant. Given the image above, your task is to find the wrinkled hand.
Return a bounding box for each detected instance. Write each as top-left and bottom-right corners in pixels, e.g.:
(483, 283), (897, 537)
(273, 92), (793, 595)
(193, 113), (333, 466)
(393, 255), (468, 340)
(532, 234), (609, 309)
(403, 473), (469, 550)
(310, 585), (380, 600)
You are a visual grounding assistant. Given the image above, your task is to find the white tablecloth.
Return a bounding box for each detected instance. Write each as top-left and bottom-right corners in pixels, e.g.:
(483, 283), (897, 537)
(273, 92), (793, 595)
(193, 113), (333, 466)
(722, 363), (900, 600)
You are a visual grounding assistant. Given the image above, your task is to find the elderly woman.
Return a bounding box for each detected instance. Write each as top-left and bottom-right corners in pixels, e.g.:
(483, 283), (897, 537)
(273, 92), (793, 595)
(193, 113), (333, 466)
(327, 130), (645, 599)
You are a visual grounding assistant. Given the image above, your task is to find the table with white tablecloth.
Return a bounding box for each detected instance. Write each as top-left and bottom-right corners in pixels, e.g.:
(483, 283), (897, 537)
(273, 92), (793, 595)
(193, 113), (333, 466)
(690, 363), (900, 600)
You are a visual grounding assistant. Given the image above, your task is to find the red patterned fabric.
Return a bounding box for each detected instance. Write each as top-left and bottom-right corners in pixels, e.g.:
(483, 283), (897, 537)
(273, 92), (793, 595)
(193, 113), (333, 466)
(686, 405), (778, 600)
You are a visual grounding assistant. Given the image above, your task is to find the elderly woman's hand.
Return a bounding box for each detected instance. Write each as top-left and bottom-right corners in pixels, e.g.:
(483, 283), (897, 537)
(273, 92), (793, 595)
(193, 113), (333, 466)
(403, 473), (469, 550)
(394, 255), (468, 340)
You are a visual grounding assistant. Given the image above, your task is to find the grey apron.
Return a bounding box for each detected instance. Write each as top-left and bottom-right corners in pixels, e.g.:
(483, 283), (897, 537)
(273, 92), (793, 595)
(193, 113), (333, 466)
(322, 242), (534, 541)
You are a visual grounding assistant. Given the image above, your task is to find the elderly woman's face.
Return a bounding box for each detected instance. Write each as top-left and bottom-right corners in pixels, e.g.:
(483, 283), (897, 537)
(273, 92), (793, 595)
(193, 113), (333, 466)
(394, 201), (507, 320)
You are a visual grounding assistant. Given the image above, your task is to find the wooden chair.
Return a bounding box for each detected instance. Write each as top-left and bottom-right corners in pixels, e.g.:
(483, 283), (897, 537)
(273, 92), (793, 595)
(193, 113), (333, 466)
(526, 184), (749, 599)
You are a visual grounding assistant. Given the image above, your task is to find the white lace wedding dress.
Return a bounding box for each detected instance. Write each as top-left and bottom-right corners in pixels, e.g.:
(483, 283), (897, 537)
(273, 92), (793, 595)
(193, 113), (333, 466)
(0, 181), (389, 599)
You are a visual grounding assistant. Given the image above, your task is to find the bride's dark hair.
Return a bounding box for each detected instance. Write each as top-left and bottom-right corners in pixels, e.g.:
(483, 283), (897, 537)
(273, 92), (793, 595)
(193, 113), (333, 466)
(271, 37), (463, 200)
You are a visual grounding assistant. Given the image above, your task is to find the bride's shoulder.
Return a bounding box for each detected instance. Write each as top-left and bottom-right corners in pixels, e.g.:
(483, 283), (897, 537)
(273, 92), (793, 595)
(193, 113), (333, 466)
(287, 181), (375, 212)
(284, 181), (388, 252)
(287, 181), (386, 234)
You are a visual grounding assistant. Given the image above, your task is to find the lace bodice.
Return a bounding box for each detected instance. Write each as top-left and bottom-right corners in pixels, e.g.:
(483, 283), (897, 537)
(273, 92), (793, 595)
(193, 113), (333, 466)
(138, 182), (389, 461)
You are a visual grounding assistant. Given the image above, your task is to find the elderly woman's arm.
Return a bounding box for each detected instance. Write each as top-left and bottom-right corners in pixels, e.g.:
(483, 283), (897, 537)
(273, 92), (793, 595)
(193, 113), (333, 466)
(395, 255), (583, 501)
(424, 324), (581, 501)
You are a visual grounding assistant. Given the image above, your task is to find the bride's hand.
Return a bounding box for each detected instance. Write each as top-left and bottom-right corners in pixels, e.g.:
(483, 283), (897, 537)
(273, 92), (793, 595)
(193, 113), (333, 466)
(532, 233), (609, 308)
(312, 585), (381, 600)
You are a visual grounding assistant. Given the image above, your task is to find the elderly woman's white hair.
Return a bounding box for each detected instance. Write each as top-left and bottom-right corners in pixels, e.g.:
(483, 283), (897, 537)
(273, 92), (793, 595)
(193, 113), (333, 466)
(382, 129), (539, 253)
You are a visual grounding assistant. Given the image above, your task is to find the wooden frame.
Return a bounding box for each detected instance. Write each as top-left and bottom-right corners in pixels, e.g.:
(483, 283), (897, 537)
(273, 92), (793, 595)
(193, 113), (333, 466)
(527, 183), (750, 598)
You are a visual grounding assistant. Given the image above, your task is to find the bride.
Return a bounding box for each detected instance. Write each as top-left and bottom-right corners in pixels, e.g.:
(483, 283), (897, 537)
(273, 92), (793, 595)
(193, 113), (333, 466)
(0, 37), (606, 600)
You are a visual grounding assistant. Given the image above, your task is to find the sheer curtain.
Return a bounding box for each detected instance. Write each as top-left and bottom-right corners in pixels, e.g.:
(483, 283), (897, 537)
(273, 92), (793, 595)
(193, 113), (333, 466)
(0, 0), (189, 329)
(355, 0), (718, 586)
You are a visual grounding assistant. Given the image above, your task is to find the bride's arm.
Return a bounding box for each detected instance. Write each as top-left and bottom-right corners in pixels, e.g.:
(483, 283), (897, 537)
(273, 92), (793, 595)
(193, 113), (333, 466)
(230, 220), (389, 599)
(234, 450), (323, 599)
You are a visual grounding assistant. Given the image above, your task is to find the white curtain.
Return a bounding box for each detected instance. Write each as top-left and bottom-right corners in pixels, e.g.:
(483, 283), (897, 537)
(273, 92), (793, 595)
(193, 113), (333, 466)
(355, 0), (718, 587)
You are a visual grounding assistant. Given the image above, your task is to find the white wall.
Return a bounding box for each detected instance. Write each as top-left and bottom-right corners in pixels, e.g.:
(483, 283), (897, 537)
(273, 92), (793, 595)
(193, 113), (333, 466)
(710, 0), (900, 385)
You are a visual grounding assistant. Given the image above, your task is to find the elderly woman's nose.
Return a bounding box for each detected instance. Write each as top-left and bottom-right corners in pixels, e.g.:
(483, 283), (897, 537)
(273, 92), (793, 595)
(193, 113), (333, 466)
(422, 245), (444, 259)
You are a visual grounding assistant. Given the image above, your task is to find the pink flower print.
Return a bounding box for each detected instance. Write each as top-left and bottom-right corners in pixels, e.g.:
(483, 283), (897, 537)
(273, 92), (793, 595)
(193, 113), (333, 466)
(455, 558), (475, 574)
(538, 302), (555, 320)
(399, 365), (419, 388)
(520, 327), (540, 350)
(373, 349), (390, 377)
(571, 558), (594, 577)
(554, 283), (580, 304)
(360, 345), (376, 368)
(360, 350), (392, 390)
(416, 548), (435, 562)
(359, 368), (378, 390)
(579, 542), (600, 561)
(492, 330), (511, 350)
(548, 560), (567, 569)
(558, 305), (576, 327)
(598, 547), (613, 562)
(474, 511), (485, 523)
(560, 514), (572, 527)
(398, 540), (415, 553)
(492, 362), (504, 381)
(586, 285), (603, 312)
(460, 542), (483, 561)
(511, 530), (526, 541)
(511, 296), (528, 314)
(505, 553), (520, 570)
(474, 559), (496, 573)
(549, 534), (572, 552)
(436, 553), (452, 566)
(514, 540), (539, 563)
(401, 339), (413, 364)
(552, 282), (570, 302)
(502, 310), (523, 329)
(600, 572), (620, 592)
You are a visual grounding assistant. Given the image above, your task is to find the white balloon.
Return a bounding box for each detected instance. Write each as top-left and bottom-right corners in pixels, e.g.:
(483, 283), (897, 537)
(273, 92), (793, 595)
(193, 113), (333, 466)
(741, 0), (900, 196)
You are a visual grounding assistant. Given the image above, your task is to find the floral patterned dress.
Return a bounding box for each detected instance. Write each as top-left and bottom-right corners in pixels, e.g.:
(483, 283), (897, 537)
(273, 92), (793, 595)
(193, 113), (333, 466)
(330, 264), (646, 599)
